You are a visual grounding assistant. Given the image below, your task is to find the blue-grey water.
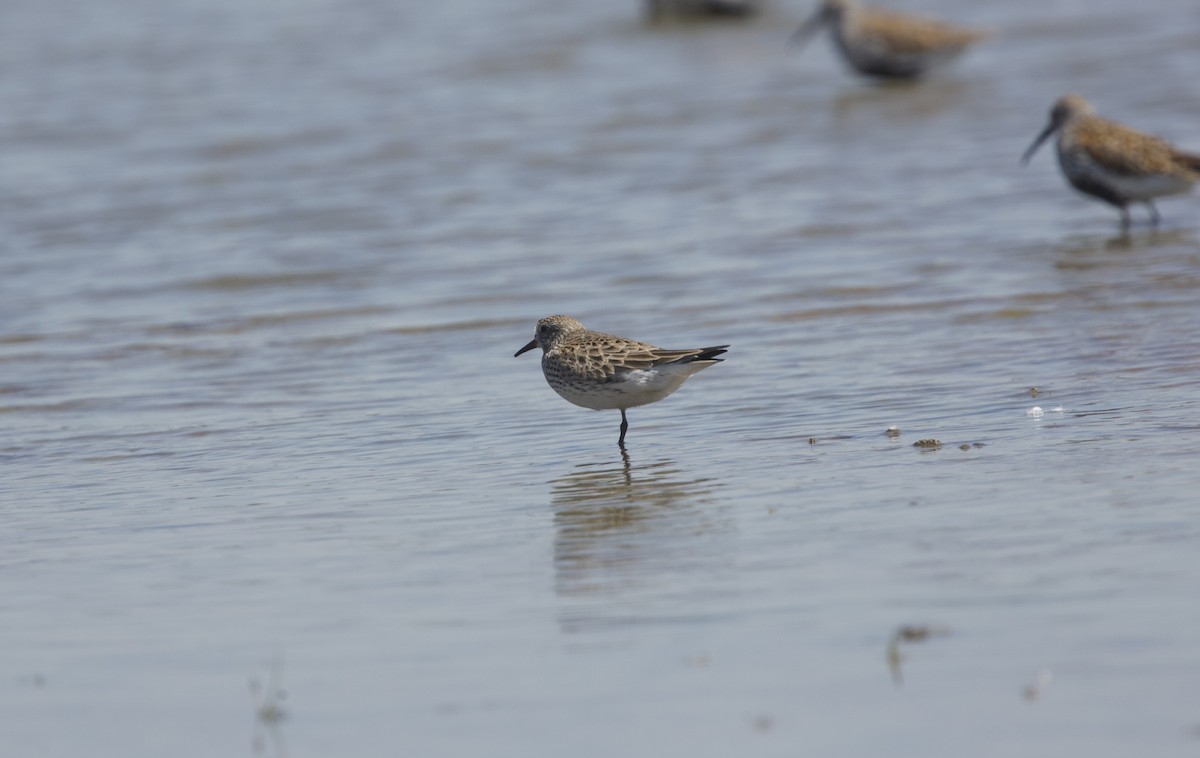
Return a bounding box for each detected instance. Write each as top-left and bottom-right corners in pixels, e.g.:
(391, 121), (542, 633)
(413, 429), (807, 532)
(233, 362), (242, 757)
(3, 0), (1200, 755)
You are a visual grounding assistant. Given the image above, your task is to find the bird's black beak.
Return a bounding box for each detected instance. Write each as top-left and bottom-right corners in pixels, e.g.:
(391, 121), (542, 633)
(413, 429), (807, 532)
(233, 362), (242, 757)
(514, 339), (538, 358)
(1021, 120), (1057, 165)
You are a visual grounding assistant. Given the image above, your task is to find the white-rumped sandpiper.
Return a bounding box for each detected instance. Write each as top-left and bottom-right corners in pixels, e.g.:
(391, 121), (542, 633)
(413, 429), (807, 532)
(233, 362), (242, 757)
(515, 315), (728, 447)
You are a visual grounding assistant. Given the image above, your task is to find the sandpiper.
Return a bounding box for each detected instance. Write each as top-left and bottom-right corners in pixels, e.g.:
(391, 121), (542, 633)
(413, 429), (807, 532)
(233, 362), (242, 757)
(646, 0), (759, 20)
(791, 0), (987, 79)
(1022, 94), (1200, 227)
(515, 315), (728, 448)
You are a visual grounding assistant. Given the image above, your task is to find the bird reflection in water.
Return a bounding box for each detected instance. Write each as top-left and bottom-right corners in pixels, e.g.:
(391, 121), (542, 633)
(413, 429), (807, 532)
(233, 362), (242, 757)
(250, 653), (288, 758)
(830, 77), (969, 124)
(1123, 227), (1193, 248)
(551, 449), (730, 634)
(1052, 226), (1196, 260)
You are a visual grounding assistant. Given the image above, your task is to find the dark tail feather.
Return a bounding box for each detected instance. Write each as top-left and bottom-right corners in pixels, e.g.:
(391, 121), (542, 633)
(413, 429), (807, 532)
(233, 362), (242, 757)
(693, 345), (729, 362)
(1174, 150), (1200, 174)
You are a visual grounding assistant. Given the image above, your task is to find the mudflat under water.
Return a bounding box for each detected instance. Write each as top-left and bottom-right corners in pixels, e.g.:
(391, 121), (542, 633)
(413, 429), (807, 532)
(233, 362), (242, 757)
(3, 0), (1200, 755)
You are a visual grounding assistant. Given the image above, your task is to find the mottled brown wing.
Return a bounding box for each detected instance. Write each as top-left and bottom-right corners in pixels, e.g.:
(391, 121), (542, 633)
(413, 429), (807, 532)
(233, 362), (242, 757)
(648, 346), (730, 365)
(554, 335), (662, 380)
(1074, 117), (1192, 177)
(609, 345), (729, 382)
(608, 341), (729, 375)
(860, 9), (984, 55)
(556, 332), (727, 381)
(600, 339), (665, 373)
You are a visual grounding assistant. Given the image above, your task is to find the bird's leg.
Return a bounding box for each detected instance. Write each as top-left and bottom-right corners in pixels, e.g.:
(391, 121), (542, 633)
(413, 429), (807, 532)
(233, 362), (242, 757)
(618, 409), (629, 448)
(1146, 201), (1161, 226)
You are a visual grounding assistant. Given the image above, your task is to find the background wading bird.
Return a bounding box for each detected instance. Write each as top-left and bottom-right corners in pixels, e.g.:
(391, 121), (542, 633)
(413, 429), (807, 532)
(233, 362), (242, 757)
(791, 0), (987, 79)
(1022, 94), (1200, 227)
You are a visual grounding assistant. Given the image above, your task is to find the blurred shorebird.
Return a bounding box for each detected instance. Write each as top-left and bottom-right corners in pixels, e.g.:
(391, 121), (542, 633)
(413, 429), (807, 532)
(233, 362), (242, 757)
(646, 0), (759, 20)
(791, 0), (987, 79)
(515, 315), (728, 448)
(1022, 94), (1200, 227)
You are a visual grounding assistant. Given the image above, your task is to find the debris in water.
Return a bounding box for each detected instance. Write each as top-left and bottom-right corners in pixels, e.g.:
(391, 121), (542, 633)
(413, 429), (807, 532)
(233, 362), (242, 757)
(887, 624), (950, 685)
(1023, 669), (1053, 701)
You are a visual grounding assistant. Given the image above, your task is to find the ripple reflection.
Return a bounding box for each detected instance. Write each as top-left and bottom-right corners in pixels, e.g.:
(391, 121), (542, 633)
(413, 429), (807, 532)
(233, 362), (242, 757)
(1052, 227), (1197, 261)
(551, 450), (731, 634)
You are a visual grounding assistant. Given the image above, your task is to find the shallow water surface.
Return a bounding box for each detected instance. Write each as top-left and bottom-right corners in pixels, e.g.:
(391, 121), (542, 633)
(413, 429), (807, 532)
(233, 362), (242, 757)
(3, 0), (1200, 755)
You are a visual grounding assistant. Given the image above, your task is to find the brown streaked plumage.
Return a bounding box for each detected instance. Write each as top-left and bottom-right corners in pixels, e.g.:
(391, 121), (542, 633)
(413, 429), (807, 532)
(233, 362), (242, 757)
(791, 0), (987, 79)
(1022, 94), (1200, 227)
(515, 315), (728, 448)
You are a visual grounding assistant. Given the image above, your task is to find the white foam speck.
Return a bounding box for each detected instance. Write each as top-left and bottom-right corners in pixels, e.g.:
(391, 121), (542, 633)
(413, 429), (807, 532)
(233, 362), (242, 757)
(1026, 406), (1044, 418)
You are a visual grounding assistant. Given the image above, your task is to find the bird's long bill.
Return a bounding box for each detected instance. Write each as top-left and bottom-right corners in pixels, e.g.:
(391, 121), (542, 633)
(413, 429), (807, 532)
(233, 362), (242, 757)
(514, 339), (538, 358)
(1021, 121), (1056, 165)
(789, 14), (823, 48)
